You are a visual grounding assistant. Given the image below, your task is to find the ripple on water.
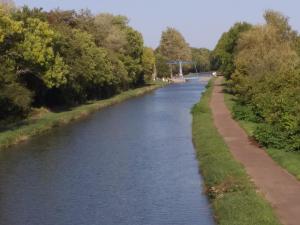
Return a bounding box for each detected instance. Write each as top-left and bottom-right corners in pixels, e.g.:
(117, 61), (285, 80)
(0, 78), (215, 225)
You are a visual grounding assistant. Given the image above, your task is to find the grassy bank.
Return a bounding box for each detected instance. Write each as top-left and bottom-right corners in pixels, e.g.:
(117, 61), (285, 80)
(192, 80), (281, 225)
(224, 93), (300, 180)
(0, 83), (163, 150)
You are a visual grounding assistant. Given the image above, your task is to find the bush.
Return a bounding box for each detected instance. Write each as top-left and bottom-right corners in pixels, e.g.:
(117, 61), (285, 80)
(232, 102), (259, 122)
(254, 124), (300, 151)
(254, 124), (289, 149)
(0, 83), (32, 121)
(231, 99), (300, 151)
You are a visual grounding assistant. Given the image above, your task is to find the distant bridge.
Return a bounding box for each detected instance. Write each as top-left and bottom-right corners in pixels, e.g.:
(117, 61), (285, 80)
(184, 72), (213, 83)
(166, 60), (212, 83)
(166, 60), (197, 77)
(167, 72), (212, 83)
(184, 72), (212, 79)
(183, 72), (212, 80)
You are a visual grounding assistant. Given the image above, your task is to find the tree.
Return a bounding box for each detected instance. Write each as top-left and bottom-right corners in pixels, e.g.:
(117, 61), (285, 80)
(0, 7), (32, 119)
(158, 27), (191, 61)
(122, 27), (144, 85)
(47, 9), (78, 28)
(52, 28), (113, 103)
(154, 52), (169, 78)
(0, 80), (32, 120)
(10, 16), (69, 106)
(12, 6), (47, 21)
(0, 5), (150, 122)
(0, 0), (15, 12)
(264, 10), (297, 42)
(0, 7), (70, 106)
(142, 47), (155, 81)
(93, 13), (128, 52)
(18, 18), (68, 88)
(232, 24), (299, 102)
(225, 10), (300, 150)
(211, 22), (252, 79)
(0, 5), (22, 43)
(191, 48), (211, 72)
(46, 9), (146, 101)
(107, 52), (129, 91)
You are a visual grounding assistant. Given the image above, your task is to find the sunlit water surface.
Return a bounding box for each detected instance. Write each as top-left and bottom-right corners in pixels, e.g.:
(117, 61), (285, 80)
(0, 77), (215, 225)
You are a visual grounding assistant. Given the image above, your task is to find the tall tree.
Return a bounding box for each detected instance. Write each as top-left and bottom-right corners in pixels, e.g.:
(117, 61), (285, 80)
(226, 10), (300, 150)
(264, 10), (297, 42)
(158, 27), (191, 61)
(0, 6), (32, 119)
(0, 0), (15, 12)
(191, 48), (211, 72)
(122, 27), (144, 85)
(154, 51), (169, 78)
(142, 47), (155, 81)
(211, 22), (252, 79)
(93, 13), (128, 52)
(0, 5), (151, 122)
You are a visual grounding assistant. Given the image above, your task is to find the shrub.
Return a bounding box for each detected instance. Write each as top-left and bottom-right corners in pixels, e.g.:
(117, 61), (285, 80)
(232, 102), (259, 122)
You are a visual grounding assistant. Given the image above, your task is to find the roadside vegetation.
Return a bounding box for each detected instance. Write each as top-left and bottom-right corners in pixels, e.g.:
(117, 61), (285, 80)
(192, 80), (281, 225)
(211, 10), (300, 178)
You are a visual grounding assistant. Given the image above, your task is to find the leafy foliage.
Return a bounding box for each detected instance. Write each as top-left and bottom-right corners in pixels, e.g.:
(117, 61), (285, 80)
(158, 27), (191, 61)
(191, 47), (211, 72)
(211, 22), (252, 79)
(142, 47), (155, 82)
(155, 27), (192, 77)
(0, 0), (15, 12)
(0, 5), (149, 121)
(222, 10), (300, 151)
(154, 52), (169, 78)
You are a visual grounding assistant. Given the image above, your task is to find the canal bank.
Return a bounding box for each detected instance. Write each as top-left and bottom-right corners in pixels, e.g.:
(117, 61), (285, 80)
(0, 78), (214, 225)
(192, 79), (281, 225)
(211, 77), (300, 225)
(0, 83), (163, 151)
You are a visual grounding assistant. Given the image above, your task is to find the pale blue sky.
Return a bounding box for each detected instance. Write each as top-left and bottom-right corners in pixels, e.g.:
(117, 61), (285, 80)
(14, 0), (300, 49)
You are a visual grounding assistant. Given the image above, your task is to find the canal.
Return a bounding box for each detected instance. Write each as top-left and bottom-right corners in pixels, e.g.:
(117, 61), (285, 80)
(0, 78), (214, 225)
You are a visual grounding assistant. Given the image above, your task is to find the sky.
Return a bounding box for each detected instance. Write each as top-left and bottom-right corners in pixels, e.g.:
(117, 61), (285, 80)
(13, 0), (300, 50)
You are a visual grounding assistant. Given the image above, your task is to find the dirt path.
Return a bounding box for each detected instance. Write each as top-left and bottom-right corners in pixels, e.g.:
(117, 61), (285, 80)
(210, 77), (300, 225)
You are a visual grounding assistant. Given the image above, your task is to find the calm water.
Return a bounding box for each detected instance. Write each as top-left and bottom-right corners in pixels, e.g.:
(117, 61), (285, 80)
(0, 78), (215, 225)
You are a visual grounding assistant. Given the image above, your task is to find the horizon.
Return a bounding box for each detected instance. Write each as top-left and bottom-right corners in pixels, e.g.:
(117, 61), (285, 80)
(13, 0), (300, 50)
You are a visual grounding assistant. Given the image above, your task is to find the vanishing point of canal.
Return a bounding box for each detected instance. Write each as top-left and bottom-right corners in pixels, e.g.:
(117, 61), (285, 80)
(0, 77), (215, 225)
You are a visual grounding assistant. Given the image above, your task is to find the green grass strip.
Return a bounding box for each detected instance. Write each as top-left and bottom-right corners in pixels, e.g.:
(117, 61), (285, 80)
(0, 84), (163, 151)
(192, 80), (281, 225)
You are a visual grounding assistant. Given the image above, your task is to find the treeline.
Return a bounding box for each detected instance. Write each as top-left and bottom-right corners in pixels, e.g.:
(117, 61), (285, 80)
(154, 27), (211, 77)
(0, 3), (157, 121)
(0, 2), (212, 123)
(212, 10), (300, 151)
